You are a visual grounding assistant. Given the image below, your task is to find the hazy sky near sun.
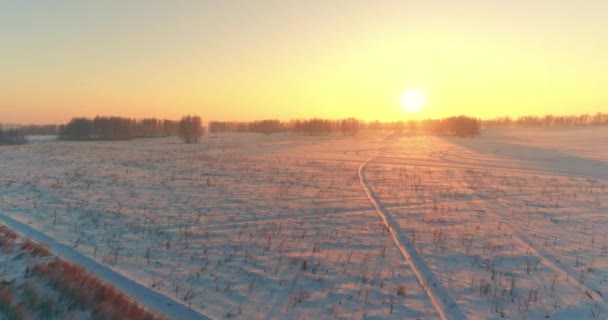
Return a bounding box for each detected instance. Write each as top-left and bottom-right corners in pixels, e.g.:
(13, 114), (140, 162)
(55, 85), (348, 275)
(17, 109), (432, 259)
(1, 1), (607, 124)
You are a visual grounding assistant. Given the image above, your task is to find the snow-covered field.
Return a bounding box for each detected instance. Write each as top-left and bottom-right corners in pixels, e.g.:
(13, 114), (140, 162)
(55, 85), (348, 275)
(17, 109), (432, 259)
(1, 128), (607, 319)
(0, 221), (164, 319)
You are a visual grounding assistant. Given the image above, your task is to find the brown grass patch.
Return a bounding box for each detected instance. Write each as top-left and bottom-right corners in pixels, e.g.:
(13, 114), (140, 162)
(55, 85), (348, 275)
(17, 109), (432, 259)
(21, 240), (51, 257)
(0, 285), (14, 311)
(0, 224), (17, 251)
(31, 258), (164, 320)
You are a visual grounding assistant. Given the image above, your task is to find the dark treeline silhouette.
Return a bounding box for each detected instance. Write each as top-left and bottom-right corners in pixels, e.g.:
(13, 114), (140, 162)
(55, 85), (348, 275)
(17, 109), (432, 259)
(355, 116), (481, 137)
(0, 128), (27, 145)
(421, 116), (481, 137)
(59, 118), (92, 140)
(90, 117), (135, 140)
(339, 118), (360, 136)
(178, 115), (205, 143)
(17, 124), (60, 135)
(208, 118), (363, 136)
(136, 118), (179, 138)
(292, 119), (334, 135)
(248, 120), (283, 135)
(209, 121), (247, 133)
(40, 112), (608, 143)
(483, 113), (608, 128)
(59, 116), (178, 141)
(206, 117), (477, 137)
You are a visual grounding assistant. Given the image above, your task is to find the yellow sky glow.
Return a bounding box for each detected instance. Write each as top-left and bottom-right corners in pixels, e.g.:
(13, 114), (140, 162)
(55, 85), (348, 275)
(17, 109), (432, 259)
(1, 1), (607, 124)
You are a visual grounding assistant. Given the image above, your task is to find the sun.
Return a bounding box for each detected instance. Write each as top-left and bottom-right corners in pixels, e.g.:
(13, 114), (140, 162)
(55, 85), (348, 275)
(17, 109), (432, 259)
(400, 88), (427, 113)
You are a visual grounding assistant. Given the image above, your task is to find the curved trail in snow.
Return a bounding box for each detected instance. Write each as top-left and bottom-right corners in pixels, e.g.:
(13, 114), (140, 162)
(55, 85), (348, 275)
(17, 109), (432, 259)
(358, 157), (467, 320)
(0, 213), (212, 320)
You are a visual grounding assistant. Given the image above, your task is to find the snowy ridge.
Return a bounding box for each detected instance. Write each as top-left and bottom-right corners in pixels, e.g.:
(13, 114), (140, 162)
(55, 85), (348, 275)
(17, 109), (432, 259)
(0, 213), (211, 320)
(358, 160), (467, 320)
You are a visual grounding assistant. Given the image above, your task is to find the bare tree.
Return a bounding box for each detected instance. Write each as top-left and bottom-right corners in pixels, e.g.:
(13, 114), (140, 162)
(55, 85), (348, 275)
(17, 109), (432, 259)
(339, 118), (360, 136)
(248, 120), (282, 135)
(178, 115), (204, 143)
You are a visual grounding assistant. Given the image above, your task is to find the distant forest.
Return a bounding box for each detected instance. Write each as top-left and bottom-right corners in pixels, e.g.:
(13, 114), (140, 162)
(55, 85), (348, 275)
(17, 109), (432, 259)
(0, 128), (27, 145)
(2, 112), (606, 145)
(482, 113), (608, 128)
(57, 117), (179, 141)
(51, 116), (479, 140)
(209, 118), (361, 136)
(208, 116), (480, 137)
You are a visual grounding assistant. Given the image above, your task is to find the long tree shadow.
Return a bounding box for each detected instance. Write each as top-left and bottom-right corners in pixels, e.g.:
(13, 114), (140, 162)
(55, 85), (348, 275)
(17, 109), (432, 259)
(441, 135), (608, 180)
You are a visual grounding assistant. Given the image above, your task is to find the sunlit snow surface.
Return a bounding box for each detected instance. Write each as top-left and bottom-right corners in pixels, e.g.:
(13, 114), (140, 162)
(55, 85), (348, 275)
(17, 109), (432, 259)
(1, 128), (607, 319)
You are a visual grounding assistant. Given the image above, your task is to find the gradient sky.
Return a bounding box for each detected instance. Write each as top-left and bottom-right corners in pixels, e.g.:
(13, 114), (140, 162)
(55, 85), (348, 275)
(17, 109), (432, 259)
(1, 1), (607, 124)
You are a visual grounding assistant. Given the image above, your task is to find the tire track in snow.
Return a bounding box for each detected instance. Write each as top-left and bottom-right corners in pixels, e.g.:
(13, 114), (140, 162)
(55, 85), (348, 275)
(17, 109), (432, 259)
(0, 213), (212, 320)
(456, 176), (605, 303)
(358, 160), (467, 320)
(506, 222), (605, 302)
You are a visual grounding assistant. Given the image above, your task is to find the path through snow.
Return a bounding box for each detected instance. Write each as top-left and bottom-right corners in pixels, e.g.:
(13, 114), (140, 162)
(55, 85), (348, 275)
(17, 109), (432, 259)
(0, 213), (211, 320)
(358, 153), (467, 320)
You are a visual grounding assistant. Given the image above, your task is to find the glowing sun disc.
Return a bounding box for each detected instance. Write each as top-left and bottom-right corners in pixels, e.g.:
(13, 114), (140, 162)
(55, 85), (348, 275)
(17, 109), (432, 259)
(400, 89), (427, 112)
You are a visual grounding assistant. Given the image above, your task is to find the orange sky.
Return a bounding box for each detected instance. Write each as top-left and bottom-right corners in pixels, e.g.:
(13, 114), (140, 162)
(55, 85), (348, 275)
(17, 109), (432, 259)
(1, 1), (607, 124)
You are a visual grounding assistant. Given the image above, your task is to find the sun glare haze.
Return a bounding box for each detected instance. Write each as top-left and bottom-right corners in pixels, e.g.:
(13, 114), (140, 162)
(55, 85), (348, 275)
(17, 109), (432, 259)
(1, 2), (607, 320)
(1, 1), (607, 123)
(400, 88), (427, 113)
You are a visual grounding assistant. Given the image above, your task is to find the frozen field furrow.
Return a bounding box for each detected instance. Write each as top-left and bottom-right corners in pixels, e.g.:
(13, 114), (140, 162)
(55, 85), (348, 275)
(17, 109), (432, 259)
(366, 129), (608, 319)
(0, 132), (438, 319)
(1, 128), (607, 319)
